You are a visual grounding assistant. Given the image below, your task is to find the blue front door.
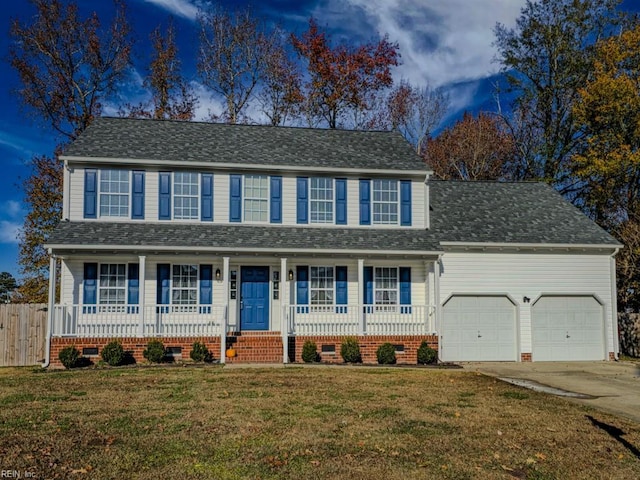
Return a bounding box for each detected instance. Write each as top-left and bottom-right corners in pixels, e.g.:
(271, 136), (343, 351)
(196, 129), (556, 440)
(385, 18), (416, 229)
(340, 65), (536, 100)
(240, 266), (269, 330)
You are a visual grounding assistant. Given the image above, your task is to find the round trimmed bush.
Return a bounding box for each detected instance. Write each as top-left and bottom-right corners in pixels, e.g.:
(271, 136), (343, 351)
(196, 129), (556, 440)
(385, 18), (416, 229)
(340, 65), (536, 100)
(58, 345), (80, 369)
(417, 341), (438, 365)
(101, 340), (125, 366)
(340, 337), (362, 363)
(301, 339), (319, 363)
(143, 339), (166, 363)
(190, 341), (213, 363)
(376, 342), (396, 364)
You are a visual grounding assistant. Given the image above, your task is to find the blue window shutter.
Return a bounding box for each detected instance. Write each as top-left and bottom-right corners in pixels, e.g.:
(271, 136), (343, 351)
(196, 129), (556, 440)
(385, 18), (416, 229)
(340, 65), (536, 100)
(270, 176), (282, 223)
(359, 180), (371, 225)
(400, 267), (411, 313)
(200, 264), (212, 305)
(296, 177), (308, 224)
(363, 266), (373, 304)
(201, 174), (213, 222)
(230, 175), (242, 222)
(83, 263), (97, 304)
(400, 180), (412, 226)
(296, 266), (309, 312)
(84, 170), (97, 219)
(157, 264), (171, 305)
(336, 179), (347, 225)
(132, 171), (145, 220)
(127, 263), (139, 305)
(158, 172), (171, 220)
(336, 266), (348, 313)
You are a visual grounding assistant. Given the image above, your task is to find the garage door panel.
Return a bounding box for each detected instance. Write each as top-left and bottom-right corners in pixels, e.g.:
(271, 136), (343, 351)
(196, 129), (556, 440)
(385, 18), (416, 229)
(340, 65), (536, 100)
(532, 296), (604, 361)
(442, 295), (517, 362)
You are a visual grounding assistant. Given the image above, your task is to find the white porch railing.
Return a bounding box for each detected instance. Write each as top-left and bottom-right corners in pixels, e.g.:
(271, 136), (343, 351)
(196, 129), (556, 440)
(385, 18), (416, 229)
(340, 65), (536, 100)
(283, 304), (436, 336)
(52, 305), (225, 338)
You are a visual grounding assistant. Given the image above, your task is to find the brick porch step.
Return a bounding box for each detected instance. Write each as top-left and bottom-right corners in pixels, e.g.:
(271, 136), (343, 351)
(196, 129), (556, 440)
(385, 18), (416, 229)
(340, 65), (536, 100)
(225, 333), (283, 363)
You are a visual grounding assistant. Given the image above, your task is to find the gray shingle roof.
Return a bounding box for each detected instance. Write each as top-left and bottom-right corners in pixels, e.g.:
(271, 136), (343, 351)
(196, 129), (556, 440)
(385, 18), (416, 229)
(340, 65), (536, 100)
(48, 180), (619, 253)
(47, 222), (442, 253)
(429, 181), (619, 246)
(63, 117), (427, 172)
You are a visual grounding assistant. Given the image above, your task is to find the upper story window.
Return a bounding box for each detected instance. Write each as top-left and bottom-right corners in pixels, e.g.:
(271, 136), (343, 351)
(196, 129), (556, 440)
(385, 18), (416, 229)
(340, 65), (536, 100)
(159, 172), (213, 222)
(310, 178), (334, 223)
(297, 177), (346, 225)
(372, 180), (398, 224)
(99, 170), (129, 217)
(359, 179), (411, 226)
(229, 174), (282, 224)
(244, 175), (269, 222)
(84, 169), (145, 220)
(173, 172), (199, 220)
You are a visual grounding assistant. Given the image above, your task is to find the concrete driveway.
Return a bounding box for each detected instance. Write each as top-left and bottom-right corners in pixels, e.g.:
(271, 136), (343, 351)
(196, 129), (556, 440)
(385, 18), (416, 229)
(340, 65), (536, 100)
(464, 361), (640, 424)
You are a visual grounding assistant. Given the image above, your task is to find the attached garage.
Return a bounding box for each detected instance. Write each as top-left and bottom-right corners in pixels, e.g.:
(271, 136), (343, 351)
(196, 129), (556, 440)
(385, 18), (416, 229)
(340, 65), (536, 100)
(440, 295), (517, 362)
(531, 296), (605, 361)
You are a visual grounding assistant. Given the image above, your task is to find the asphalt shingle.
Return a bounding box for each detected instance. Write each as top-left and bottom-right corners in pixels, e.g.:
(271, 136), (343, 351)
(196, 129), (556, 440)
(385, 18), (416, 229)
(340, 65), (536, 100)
(63, 117), (426, 171)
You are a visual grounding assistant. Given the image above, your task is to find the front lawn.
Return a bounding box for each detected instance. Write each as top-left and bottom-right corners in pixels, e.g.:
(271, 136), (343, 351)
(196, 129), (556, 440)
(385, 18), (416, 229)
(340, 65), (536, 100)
(0, 365), (638, 479)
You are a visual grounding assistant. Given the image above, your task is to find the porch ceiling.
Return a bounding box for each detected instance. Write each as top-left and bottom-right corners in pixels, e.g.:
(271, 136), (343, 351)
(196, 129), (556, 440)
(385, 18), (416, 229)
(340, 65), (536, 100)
(46, 221), (442, 257)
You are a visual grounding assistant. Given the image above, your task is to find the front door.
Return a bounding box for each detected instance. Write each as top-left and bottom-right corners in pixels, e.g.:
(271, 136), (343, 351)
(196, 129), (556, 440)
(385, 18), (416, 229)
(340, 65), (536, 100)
(240, 266), (270, 330)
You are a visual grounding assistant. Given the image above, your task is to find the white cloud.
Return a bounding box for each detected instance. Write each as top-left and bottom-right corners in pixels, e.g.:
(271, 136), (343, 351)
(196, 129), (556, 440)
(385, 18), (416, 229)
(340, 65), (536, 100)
(0, 221), (21, 245)
(3, 201), (22, 219)
(141, 0), (200, 21)
(191, 81), (225, 122)
(314, 0), (525, 88)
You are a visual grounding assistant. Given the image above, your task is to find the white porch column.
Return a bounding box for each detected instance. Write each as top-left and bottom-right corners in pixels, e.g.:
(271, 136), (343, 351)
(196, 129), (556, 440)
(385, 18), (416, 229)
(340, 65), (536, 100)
(137, 255), (146, 337)
(434, 256), (442, 352)
(280, 257), (288, 363)
(44, 253), (56, 367)
(357, 258), (365, 335)
(220, 256), (230, 364)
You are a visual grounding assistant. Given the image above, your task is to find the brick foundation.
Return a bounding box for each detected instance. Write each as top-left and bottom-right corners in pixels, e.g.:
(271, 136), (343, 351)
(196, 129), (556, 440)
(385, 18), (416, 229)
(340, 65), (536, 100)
(50, 337), (221, 368)
(290, 335), (439, 365)
(521, 353), (532, 362)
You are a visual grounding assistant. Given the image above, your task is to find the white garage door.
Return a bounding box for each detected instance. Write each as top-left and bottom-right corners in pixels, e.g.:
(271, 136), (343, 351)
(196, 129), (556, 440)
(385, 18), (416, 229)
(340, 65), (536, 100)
(441, 295), (517, 362)
(532, 296), (604, 361)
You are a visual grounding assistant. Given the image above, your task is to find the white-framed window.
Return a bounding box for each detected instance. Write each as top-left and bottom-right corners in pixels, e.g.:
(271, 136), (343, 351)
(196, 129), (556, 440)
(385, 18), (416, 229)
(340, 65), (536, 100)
(372, 179), (398, 224)
(174, 172), (199, 220)
(99, 170), (129, 217)
(310, 178), (334, 223)
(310, 266), (334, 309)
(374, 267), (398, 305)
(244, 175), (269, 222)
(98, 264), (127, 305)
(171, 264), (198, 305)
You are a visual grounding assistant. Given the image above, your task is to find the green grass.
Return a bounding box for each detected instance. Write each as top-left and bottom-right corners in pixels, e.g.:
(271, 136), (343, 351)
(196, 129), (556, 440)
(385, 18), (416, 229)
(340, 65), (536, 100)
(0, 366), (638, 479)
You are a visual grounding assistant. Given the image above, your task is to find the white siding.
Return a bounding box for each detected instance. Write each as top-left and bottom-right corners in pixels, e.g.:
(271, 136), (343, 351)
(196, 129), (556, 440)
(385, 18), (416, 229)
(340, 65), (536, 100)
(346, 178), (361, 226)
(68, 167), (86, 221)
(213, 173), (229, 223)
(411, 178), (425, 229)
(282, 176), (297, 224)
(145, 170), (159, 221)
(439, 252), (614, 356)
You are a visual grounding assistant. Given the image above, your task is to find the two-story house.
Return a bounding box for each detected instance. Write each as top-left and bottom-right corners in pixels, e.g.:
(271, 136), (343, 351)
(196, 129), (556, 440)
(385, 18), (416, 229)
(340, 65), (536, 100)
(44, 117), (621, 366)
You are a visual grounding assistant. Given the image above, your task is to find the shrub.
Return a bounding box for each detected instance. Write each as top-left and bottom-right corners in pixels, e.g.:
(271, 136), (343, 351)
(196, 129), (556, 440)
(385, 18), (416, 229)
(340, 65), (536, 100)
(101, 340), (125, 366)
(340, 337), (362, 363)
(190, 341), (213, 363)
(58, 346), (81, 369)
(301, 339), (319, 363)
(417, 341), (438, 365)
(376, 343), (396, 365)
(143, 339), (166, 363)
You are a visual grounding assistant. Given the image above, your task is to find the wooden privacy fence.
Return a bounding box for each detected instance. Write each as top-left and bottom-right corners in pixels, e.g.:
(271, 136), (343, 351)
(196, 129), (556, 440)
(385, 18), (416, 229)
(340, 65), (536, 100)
(0, 303), (47, 367)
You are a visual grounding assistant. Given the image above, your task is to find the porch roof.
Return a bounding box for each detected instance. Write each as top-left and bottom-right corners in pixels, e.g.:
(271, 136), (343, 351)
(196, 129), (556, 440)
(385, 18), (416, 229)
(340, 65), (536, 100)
(46, 222), (442, 255)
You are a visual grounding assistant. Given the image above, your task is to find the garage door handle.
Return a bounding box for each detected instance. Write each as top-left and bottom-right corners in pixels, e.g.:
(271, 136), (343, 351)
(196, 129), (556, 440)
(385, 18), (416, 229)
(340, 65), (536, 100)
(477, 331), (482, 338)
(566, 332), (570, 339)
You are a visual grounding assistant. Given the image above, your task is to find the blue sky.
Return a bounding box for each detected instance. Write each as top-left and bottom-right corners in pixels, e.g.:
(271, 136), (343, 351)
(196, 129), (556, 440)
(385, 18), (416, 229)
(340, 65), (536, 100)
(0, 0), (637, 279)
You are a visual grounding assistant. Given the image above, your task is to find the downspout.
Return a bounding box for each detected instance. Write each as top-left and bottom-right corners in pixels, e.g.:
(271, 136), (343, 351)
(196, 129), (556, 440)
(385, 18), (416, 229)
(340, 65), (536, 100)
(435, 254), (442, 357)
(610, 247), (620, 360)
(42, 250), (56, 368)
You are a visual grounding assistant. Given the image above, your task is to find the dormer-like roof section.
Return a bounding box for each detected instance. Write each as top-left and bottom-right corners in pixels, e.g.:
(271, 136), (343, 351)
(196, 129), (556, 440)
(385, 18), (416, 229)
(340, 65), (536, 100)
(62, 117), (428, 173)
